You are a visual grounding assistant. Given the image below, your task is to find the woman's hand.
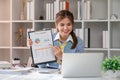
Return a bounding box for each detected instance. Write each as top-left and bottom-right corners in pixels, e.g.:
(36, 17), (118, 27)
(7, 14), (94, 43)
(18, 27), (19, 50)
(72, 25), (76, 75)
(52, 46), (63, 60)
(28, 39), (33, 46)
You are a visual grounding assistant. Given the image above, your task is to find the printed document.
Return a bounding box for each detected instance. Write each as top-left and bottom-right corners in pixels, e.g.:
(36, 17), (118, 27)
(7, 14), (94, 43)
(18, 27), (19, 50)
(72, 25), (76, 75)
(29, 30), (56, 64)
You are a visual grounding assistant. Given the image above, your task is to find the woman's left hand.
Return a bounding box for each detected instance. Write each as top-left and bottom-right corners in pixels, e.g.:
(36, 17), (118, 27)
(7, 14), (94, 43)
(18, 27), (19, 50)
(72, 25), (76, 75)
(52, 46), (62, 60)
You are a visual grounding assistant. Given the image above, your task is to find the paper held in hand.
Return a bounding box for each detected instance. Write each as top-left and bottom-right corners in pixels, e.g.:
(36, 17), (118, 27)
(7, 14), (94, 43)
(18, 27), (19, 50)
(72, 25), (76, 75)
(28, 30), (56, 65)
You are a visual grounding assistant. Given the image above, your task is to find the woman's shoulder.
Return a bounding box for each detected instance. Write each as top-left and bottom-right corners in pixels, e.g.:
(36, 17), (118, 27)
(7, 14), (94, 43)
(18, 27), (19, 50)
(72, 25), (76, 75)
(52, 33), (57, 39)
(77, 37), (83, 42)
(76, 36), (84, 46)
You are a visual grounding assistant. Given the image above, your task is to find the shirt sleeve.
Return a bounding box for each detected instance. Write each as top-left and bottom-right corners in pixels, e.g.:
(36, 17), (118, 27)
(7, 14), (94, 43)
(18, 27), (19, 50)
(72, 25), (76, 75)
(38, 62), (59, 69)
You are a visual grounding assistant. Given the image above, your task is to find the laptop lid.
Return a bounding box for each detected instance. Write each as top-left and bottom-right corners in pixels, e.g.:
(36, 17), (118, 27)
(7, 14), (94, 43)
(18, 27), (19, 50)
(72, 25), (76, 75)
(61, 53), (104, 78)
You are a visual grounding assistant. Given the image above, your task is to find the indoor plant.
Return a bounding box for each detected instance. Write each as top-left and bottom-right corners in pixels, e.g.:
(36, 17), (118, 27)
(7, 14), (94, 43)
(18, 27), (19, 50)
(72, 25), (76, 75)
(102, 56), (120, 79)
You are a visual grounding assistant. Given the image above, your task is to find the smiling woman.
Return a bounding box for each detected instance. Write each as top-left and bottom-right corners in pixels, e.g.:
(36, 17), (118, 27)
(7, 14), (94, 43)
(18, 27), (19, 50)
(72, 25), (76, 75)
(40, 10), (84, 68)
(53, 10), (84, 60)
(29, 10), (84, 69)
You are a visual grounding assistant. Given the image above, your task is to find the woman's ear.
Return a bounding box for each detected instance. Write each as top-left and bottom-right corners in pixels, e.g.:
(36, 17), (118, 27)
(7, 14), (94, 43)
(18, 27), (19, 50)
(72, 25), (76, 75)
(55, 23), (57, 27)
(56, 28), (59, 32)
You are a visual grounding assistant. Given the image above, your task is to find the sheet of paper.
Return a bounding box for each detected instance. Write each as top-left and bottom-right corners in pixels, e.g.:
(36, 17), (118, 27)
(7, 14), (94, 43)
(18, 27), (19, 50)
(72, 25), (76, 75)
(29, 30), (56, 64)
(0, 67), (33, 75)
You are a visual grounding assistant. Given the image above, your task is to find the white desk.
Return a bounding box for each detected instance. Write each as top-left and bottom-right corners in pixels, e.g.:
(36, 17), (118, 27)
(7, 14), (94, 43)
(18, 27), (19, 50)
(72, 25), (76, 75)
(0, 68), (102, 80)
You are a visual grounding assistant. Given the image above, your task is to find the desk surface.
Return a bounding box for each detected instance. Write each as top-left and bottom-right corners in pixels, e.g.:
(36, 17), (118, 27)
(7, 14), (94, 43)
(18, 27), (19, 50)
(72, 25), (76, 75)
(0, 68), (102, 80)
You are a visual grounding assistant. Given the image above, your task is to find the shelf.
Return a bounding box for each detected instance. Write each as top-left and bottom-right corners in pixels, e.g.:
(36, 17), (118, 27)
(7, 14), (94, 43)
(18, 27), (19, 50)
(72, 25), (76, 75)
(0, 23), (10, 47)
(110, 49), (120, 51)
(84, 22), (108, 48)
(0, 0), (120, 65)
(110, 22), (120, 48)
(12, 47), (30, 49)
(110, 0), (120, 19)
(84, 48), (108, 51)
(12, 20), (33, 23)
(83, 20), (108, 22)
(35, 20), (83, 22)
(110, 50), (120, 57)
(0, 49), (10, 62)
(0, 21), (11, 23)
(12, 49), (31, 64)
(12, 22), (32, 47)
(0, 47), (11, 49)
(35, 20), (55, 22)
(0, 0), (10, 21)
(110, 19), (120, 22)
(87, 0), (108, 20)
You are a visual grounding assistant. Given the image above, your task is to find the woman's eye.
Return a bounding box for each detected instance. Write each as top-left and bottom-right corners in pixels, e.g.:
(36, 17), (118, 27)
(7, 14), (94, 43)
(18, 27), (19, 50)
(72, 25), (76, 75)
(60, 24), (64, 26)
(67, 23), (71, 26)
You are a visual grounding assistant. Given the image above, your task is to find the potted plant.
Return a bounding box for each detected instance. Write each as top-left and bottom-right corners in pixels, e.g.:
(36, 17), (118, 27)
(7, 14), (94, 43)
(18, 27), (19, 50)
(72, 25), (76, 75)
(102, 56), (120, 79)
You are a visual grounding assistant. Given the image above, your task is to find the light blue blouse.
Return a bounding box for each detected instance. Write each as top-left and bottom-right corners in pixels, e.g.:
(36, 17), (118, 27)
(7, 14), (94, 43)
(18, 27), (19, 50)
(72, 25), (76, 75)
(39, 33), (84, 69)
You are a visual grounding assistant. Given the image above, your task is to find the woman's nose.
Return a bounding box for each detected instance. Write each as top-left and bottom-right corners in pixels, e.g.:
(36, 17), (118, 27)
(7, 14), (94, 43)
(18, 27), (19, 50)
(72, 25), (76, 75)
(64, 25), (68, 29)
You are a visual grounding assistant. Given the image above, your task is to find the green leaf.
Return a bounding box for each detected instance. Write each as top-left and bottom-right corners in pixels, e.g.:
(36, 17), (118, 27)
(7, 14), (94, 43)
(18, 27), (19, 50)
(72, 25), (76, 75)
(102, 56), (120, 72)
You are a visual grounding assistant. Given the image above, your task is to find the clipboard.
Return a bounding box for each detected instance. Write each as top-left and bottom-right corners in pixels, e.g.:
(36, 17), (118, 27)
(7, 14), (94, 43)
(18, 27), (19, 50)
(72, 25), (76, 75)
(28, 30), (56, 65)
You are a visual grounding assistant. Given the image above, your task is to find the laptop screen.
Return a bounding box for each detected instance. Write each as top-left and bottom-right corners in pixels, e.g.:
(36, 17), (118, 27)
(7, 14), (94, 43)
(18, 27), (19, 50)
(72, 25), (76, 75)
(61, 53), (104, 78)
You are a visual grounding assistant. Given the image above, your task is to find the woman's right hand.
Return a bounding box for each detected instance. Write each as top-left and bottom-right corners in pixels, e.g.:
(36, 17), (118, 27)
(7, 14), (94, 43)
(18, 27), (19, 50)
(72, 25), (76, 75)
(52, 46), (63, 60)
(29, 39), (33, 46)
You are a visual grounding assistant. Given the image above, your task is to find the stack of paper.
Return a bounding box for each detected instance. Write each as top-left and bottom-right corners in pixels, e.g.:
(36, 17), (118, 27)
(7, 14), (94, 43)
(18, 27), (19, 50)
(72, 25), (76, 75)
(0, 61), (12, 69)
(0, 67), (33, 75)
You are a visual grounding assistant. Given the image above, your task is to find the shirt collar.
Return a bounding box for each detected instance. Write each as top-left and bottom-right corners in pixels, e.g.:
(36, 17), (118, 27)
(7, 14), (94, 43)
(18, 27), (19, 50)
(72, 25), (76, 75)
(54, 32), (73, 42)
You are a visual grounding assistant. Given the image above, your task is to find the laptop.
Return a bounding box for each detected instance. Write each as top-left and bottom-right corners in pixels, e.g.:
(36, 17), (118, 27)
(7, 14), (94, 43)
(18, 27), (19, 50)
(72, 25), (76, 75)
(61, 53), (104, 78)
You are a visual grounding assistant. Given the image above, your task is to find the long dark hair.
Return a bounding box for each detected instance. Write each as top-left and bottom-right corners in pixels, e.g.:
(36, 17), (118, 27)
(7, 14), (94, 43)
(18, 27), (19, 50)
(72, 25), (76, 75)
(55, 10), (78, 49)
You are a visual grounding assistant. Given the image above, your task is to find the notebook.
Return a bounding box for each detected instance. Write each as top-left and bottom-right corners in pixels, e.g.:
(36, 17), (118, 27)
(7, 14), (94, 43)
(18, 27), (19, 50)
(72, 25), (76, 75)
(61, 53), (104, 78)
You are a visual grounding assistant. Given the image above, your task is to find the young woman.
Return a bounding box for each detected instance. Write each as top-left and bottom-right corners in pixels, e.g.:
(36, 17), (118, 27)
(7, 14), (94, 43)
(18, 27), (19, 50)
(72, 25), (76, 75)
(29, 10), (84, 68)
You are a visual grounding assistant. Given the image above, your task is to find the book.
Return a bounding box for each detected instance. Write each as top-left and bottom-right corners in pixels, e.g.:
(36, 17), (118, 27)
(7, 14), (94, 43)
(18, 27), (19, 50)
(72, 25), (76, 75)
(84, 0), (91, 20)
(0, 61), (12, 69)
(63, 1), (69, 10)
(84, 28), (90, 48)
(103, 30), (108, 48)
(77, 0), (82, 20)
(27, 0), (34, 20)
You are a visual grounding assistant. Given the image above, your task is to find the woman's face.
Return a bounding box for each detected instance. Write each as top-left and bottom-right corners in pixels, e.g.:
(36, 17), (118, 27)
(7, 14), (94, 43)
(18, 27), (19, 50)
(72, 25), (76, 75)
(56, 17), (73, 38)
